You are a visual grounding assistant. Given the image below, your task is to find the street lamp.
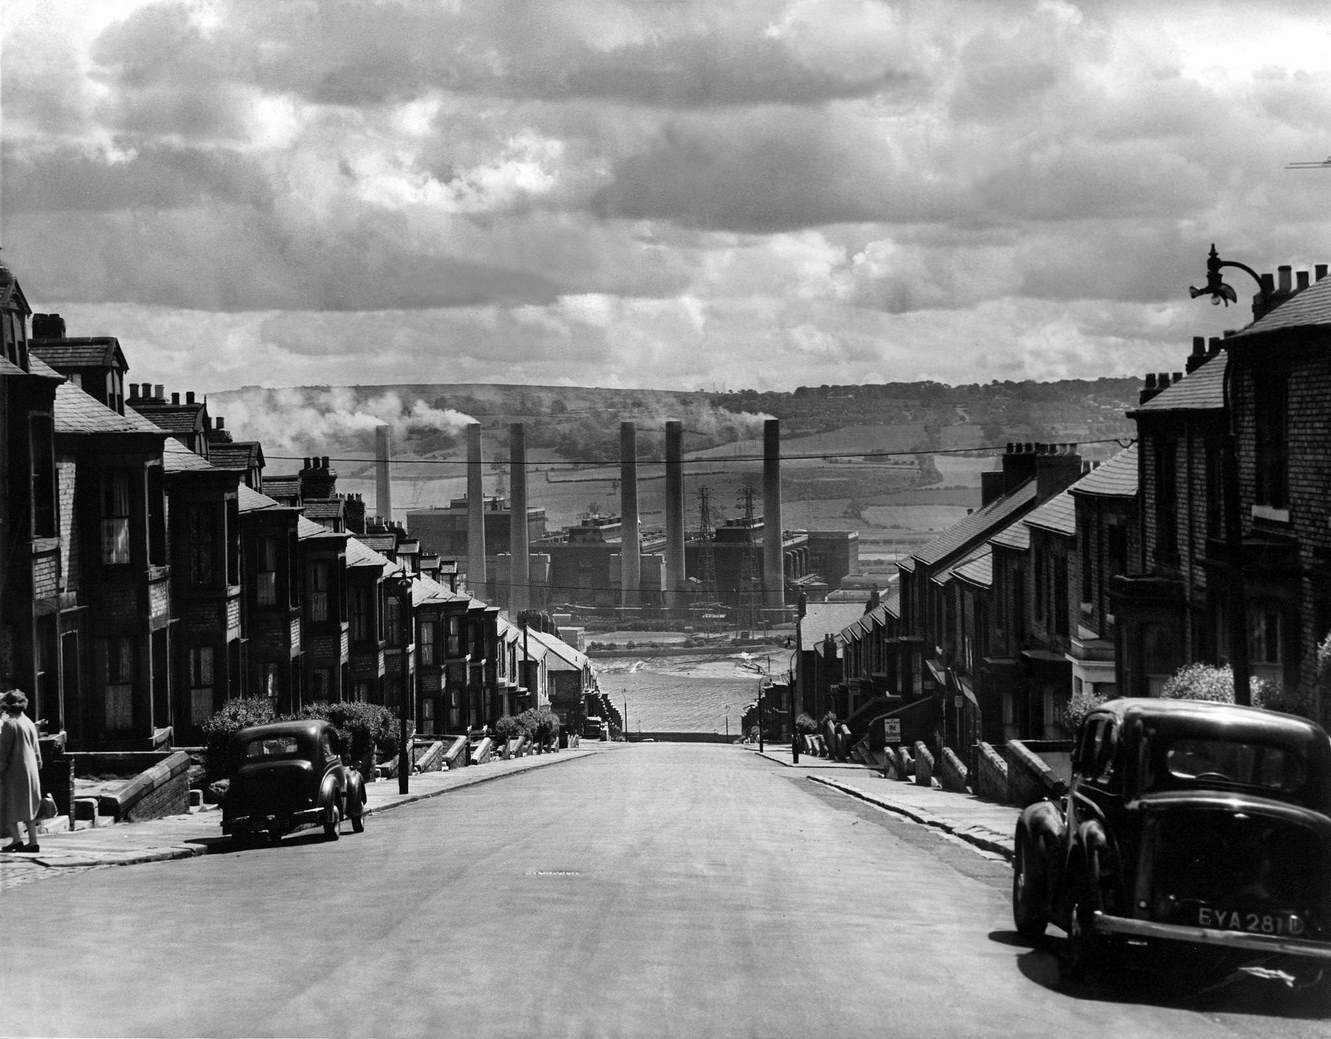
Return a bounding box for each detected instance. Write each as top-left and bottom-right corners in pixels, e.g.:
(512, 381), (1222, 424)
(1191, 244), (1261, 706)
(391, 570), (415, 794)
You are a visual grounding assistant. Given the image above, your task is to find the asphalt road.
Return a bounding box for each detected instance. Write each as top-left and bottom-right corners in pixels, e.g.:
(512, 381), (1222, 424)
(1, 744), (1325, 1037)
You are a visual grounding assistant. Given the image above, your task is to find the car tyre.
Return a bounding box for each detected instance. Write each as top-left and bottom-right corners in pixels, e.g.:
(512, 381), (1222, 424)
(323, 800), (341, 841)
(349, 798), (365, 834)
(1012, 830), (1048, 941)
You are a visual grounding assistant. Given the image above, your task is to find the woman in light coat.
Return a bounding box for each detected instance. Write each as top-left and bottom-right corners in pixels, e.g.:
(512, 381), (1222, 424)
(1, 688), (43, 853)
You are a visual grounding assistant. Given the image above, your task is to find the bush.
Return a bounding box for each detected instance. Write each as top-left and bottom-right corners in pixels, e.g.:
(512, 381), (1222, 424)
(1063, 687), (1108, 731)
(201, 697), (275, 780)
(295, 701), (400, 766)
(795, 712), (819, 735)
(493, 714), (522, 742)
(1160, 663), (1296, 714)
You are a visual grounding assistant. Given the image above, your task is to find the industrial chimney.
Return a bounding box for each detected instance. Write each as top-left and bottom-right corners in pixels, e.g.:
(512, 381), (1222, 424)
(620, 421), (640, 608)
(375, 425), (393, 523)
(509, 422), (530, 613)
(466, 423), (487, 595)
(665, 420), (686, 611)
(763, 418), (784, 608)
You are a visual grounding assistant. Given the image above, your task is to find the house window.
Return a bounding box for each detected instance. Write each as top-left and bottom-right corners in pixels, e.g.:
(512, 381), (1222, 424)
(386, 597), (403, 647)
(186, 504), (216, 585)
(1143, 624), (1174, 697)
(28, 414), (56, 538)
(256, 535), (279, 605)
(446, 615), (462, 657)
(1154, 439), (1178, 564)
(350, 585), (372, 641)
(352, 681), (369, 703)
(102, 471), (132, 564)
(1253, 369), (1288, 508)
(1053, 555), (1069, 638)
(312, 668), (331, 701)
(309, 561), (330, 622)
(189, 647), (214, 724)
(1034, 553), (1045, 626)
(1080, 528), (1093, 606)
(419, 622), (436, 666)
(1248, 605), (1283, 665)
(106, 637), (134, 729)
(1204, 442), (1222, 537)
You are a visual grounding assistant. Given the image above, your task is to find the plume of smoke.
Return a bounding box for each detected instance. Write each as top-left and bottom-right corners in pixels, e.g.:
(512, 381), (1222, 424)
(216, 387), (476, 453)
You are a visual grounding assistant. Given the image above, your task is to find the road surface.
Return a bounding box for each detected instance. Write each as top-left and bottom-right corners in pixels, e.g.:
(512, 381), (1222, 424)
(1, 743), (1324, 1037)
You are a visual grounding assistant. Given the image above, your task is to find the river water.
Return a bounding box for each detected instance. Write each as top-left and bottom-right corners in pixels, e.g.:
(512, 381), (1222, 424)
(591, 652), (776, 735)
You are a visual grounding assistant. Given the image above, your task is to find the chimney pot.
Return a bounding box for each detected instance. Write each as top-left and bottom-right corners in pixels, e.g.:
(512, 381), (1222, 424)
(1298, 270), (1311, 290)
(1173, 372), (1183, 384)
(1145, 373), (1157, 389)
(129, 384), (139, 399)
(1278, 265), (1293, 293)
(1316, 264), (1328, 281)
(171, 392), (180, 405)
(1208, 337), (1223, 356)
(154, 384), (164, 399)
(1006, 442), (1015, 453)
(322, 456), (330, 468)
(186, 391), (195, 404)
(216, 417), (225, 430)
(1157, 372), (1170, 388)
(1191, 336), (1205, 357)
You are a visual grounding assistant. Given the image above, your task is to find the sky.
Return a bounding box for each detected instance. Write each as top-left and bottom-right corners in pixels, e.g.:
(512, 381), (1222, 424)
(4, 0), (1331, 394)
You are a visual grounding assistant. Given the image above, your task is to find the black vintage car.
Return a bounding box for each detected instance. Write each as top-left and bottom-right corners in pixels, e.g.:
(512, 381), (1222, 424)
(1013, 698), (1331, 987)
(222, 720), (368, 846)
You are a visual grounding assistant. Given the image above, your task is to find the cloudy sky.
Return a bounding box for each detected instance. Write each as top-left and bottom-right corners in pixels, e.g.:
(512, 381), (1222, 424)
(4, 1), (1331, 393)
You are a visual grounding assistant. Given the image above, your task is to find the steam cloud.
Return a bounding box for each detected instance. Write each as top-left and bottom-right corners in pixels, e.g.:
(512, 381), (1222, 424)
(215, 387), (476, 453)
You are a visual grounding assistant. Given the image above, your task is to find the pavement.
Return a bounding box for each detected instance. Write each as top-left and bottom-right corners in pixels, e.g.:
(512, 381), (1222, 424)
(751, 743), (1019, 861)
(0, 744), (605, 891)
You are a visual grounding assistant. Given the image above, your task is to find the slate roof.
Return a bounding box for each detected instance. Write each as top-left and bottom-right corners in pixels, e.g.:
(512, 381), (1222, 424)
(55, 382), (167, 436)
(346, 536), (397, 574)
(208, 442), (264, 470)
(1130, 353), (1226, 413)
(803, 602), (869, 641)
(30, 338), (126, 370)
(238, 484), (290, 513)
(953, 546), (993, 588)
(161, 438), (217, 473)
(913, 479), (1037, 566)
(524, 627), (588, 671)
(298, 516), (345, 542)
(133, 405), (205, 435)
(1231, 273), (1331, 338)
(303, 500), (343, 520)
(989, 514), (1031, 552)
(360, 534), (398, 553)
(1070, 443), (1139, 498)
(932, 543), (990, 587)
(263, 475), (302, 499)
(28, 354), (64, 379)
(1023, 487), (1076, 538)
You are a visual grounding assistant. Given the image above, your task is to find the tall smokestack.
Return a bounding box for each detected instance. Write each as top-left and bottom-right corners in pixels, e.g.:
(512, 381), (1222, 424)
(375, 425), (393, 522)
(763, 418), (784, 608)
(620, 421), (640, 607)
(509, 422), (529, 613)
(665, 420), (686, 610)
(467, 423), (487, 595)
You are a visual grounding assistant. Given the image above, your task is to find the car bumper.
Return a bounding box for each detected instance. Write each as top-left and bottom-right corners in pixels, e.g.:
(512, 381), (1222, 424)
(1094, 911), (1331, 961)
(223, 808), (321, 834)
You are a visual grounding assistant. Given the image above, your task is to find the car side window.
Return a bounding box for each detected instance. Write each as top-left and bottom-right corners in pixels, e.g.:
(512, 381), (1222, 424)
(1077, 718), (1102, 776)
(1095, 723), (1118, 784)
(320, 730), (335, 762)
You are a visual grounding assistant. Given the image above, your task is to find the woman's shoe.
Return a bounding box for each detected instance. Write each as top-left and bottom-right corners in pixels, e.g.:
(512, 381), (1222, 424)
(1, 841), (24, 853)
(22, 843), (40, 853)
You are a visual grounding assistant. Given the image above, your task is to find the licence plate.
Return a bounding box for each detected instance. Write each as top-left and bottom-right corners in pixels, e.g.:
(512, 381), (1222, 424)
(1196, 906), (1306, 936)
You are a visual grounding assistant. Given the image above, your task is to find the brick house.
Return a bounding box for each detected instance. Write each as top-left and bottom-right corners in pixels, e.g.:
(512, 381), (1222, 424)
(159, 439), (244, 740)
(297, 515), (350, 705)
(1113, 347), (1229, 697)
(1218, 275), (1331, 725)
(238, 484), (304, 714)
(0, 268), (64, 730)
(126, 382), (211, 455)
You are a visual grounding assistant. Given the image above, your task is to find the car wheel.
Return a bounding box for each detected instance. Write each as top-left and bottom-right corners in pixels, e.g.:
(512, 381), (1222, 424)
(350, 799), (365, 834)
(1062, 871), (1114, 981)
(323, 800), (341, 841)
(1012, 831), (1048, 941)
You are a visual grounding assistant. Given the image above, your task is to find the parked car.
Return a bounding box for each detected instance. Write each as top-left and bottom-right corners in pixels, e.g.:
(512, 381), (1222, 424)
(222, 719), (368, 846)
(1013, 697), (1331, 988)
(583, 716), (605, 739)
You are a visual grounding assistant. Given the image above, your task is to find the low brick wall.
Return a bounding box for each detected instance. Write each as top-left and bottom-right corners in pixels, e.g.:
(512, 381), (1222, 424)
(1004, 739), (1074, 808)
(470, 737), (494, 764)
(415, 740), (445, 772)
(894, 745), (914, 780)
(975, 742), (1009, 803)
(913, 741), (935, 787)
(440, 735), (469, 769)
(938, 747), (970, 793)
(92, 751), (192, 822)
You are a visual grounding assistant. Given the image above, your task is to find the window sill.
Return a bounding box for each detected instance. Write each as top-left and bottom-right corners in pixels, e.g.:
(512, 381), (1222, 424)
(1251, 504), (1289, 524)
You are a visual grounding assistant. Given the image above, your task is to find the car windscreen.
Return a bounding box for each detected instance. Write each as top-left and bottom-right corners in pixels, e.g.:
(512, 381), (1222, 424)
(1153, 737), (1306, 795)
(243, 735), (303, 761)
